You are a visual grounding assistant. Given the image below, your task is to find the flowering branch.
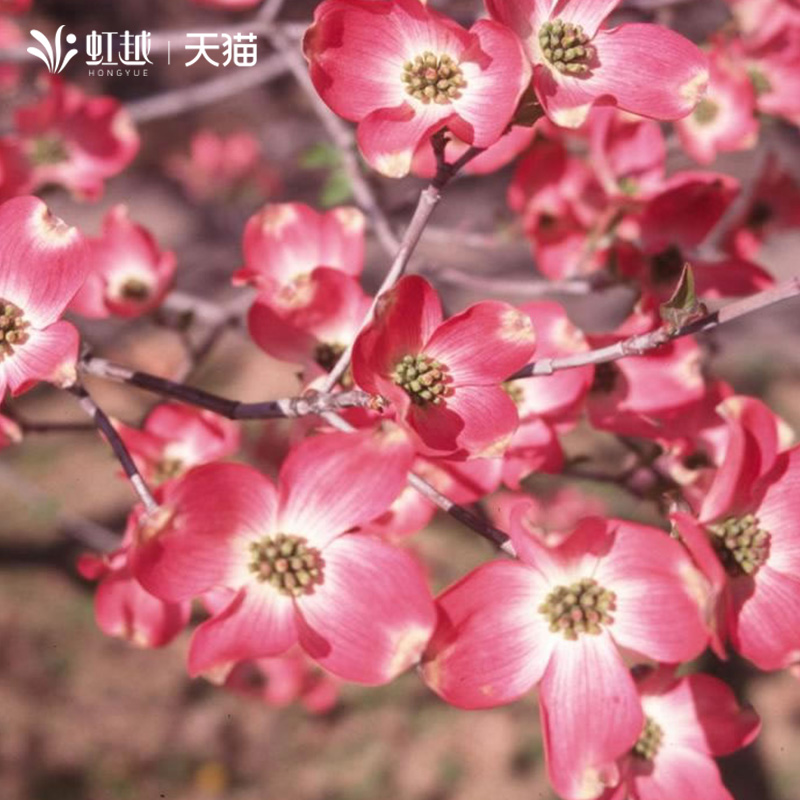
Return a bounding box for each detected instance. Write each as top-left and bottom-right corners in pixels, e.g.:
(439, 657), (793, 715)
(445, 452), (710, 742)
(509, 276), (800, 379)
(78, 357), (384, 419)
(66, 383), (159, 515)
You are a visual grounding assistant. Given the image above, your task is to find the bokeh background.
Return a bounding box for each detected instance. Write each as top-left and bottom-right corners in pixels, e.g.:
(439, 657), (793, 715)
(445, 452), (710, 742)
(2, 1), (800, 799)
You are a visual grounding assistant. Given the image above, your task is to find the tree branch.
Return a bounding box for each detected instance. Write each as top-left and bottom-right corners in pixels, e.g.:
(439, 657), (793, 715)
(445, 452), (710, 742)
(78, 357), (384, 419)
(67, 384), (160, 515)
(320, 410), (515, 555)
(509, 277), (800, 379)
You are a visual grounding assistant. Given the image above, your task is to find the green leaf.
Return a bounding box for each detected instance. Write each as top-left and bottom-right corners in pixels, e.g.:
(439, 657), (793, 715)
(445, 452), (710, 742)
(320, 168), (353, 207)
(659, 263), (707, 331)
(299, 142), (341, 170)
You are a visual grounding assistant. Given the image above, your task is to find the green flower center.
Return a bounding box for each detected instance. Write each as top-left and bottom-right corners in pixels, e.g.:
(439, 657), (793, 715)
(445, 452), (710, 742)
(402, 51), (466, 105)
(707, 514), (770, 577)
(633, 716), (664, 761)
(0, 300), (29, 361)
(30, 135), (69, 166)
(693, 98), (720, 125)
(248, 534), (324, 597)
(392, 354), (451, 406)
(538, 577), (617, 640)
(120, 278), (152, 302)
(538, 19), (594, 75)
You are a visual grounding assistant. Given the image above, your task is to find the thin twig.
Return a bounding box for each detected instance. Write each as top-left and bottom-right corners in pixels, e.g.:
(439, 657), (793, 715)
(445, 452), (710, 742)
(126, 53), (289, 123)
(321, 410), (515, 554)
(66, 384), (160, 515)
(79, 357), (384, 419)
(435, 267), (617, 297)
(509, 277), (800, 379)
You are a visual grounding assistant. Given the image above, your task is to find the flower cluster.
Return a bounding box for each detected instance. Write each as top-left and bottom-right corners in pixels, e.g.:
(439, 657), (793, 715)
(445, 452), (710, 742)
(2, 0), (800, 796)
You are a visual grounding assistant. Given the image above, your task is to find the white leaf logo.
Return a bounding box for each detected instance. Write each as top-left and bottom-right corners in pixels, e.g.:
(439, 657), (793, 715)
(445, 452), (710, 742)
(27, 26), (79, 74)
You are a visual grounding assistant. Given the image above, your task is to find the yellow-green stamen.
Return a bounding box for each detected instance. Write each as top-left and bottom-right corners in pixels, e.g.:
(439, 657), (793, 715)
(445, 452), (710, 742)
(538, 18), (594, 75)
(248, 534), (323, 597)
(707, 514), (770, 577)
(633, 716), (664, 761)
(392, 353), (451, 406)
(0, 300), (29, 361)
(538, 577), (617, 640)
(402, 52), (466, 105)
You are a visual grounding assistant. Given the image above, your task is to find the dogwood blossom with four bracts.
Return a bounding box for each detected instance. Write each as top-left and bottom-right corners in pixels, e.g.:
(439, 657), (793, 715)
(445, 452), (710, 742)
(234, 202), (365, 301)
(674, 406), (800, 670)
(599, 665), (761, 800)
(115, 403), (240, 486)
(352, 275), (537, 458)
(0, 196), (88, 400)
(69, 205), (177, 319)
(486, 0), (710, 128)
(15, 76), (139, 200)
(303, 0), (532, 177)
(422, 515), (710, 800)
(132, 427), (436, 684)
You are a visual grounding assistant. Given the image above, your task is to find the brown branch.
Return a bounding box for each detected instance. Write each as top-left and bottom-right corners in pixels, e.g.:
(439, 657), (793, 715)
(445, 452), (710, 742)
(79, 357), (384, 419)
(321, 410), (515, 554)
(67, 383), (160, 515)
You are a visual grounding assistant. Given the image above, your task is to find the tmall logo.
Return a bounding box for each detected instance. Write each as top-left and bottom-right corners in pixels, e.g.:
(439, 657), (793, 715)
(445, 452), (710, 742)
(27, 26), (79, 74)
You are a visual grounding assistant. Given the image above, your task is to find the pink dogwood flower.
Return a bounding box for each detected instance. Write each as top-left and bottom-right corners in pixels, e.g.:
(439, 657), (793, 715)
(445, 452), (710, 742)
(674, 45), (759, 165)
(600, 666), (761, 800)
(422, 516), (709, 799)
(411, 124), (537, 179)
(0, 196), (88, 400)
(133, 428), (436, 684)
(674, 406), (800, 670)
(115, 403), (240, 486)
(352, 276), (537, 458)
(69, 205), (177, 319)
(234, 202), (365, 302)
(486, 0), (709, 128)
(15, 76), (139, 200)
(303, 0), (532, 178)
(78, 546), (191, 649)
(502, 301), (594, 487)
(726, 156), (800, 260)
(587, 108), (667, 201)
(248, 268), (371, 382)
(166, 129), (280, 204)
